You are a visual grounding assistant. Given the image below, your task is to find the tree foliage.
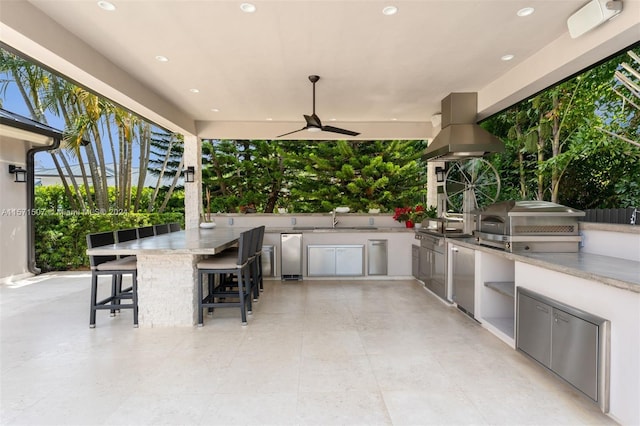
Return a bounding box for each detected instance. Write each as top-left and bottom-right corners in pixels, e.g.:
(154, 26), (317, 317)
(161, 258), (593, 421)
(482, 46), (640, 209)
(201, 139), (428, 213)
(0, 48), (182, 213)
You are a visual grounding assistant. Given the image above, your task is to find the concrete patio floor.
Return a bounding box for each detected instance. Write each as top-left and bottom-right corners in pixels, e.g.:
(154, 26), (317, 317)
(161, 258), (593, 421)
(0, 272), (614, 425)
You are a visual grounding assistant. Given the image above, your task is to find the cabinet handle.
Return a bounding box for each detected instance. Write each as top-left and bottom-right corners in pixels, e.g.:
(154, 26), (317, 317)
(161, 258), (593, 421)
(555, 312), (570, 323)
(535, 304), (548, 313)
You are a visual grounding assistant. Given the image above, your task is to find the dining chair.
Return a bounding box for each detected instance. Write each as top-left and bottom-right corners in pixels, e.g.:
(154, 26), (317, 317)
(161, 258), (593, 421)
(248, 226), (265, 300)
(115, 228), (138, 259)
(210, 227), (261, 301)
(137, 226), (155, 239)
(253, 225), (266, 293)
(86, 231), (138, 328)
(154, 223), (170, 235)
(169, 222), (181, 232)
(196, 229), (253, 326)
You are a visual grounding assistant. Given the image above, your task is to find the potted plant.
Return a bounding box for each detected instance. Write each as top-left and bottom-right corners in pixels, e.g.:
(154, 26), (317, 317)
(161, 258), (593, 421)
(393, 206), (414, 227)
(394, 205), (436, 228)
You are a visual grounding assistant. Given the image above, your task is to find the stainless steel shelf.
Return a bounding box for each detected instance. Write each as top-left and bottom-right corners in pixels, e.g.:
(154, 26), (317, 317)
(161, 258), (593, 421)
(484, 281), (515, 298)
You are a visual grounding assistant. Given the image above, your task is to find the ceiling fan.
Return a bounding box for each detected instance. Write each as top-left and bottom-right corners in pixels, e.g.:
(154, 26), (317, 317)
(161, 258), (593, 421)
(277, 75), (360, 138)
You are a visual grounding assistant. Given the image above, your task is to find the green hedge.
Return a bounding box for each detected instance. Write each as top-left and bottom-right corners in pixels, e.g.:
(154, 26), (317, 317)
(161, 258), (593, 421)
(34, 212), (184, 272)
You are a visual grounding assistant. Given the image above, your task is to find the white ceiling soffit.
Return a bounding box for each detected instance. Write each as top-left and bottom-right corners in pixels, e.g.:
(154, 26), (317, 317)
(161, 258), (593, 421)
(0, 125), (54, 146)
(0, 0), (638, 140)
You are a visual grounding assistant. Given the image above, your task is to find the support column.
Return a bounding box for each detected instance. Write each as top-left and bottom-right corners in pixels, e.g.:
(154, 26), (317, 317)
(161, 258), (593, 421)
(136, 254), (199, 326)
(427, 115), (444, 210)
(183, 134), (201, 230)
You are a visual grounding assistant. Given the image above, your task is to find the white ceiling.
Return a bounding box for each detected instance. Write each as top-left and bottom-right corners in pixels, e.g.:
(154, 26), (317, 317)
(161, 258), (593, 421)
(2, 0), (639, 139)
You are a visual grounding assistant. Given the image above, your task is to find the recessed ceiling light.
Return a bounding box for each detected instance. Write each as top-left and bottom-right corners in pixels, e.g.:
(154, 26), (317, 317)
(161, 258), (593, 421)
(211, 108), (219, 112)
(155, 55), (169, 62)
(382, 6), (398, 16)
(97, 1), (116, 11)
(240, 3), (256, 13)
(501, 54), (515, 61)
(329, 118), (337, 121)
(517, 7), (535, 17)
(266, 118), (273, 121)
(390, 118), (398, 121)
(189, 88), (200, 93)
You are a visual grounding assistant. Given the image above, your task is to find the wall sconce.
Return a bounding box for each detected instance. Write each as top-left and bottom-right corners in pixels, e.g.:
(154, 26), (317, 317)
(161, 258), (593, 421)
(8, 165), (27, 183)
(184, 166), (195, 183)
(435, 166), (446, 183)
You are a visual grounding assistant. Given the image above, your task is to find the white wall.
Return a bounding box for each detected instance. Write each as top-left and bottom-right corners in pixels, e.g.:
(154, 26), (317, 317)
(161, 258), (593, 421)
(580, 225), (640, 262)
(0, 142), (30, 282)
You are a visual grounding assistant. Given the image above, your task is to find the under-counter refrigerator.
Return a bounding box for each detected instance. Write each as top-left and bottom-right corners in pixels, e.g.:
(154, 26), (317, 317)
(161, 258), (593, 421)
(281, 233), (302, 280)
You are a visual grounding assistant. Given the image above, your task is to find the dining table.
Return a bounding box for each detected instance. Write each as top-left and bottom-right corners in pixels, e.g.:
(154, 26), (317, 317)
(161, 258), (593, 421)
(86, 227), (249, 327)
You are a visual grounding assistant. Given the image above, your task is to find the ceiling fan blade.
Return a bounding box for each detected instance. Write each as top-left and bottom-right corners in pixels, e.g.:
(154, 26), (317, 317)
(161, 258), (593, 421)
(304, 114), (322, 128)
(276, 127), (307, 138)
(321, 125), (360, 136)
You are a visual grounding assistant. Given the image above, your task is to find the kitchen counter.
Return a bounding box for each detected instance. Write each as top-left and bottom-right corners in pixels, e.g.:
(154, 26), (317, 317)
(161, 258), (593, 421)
(449, 238), (640, 293)
(265, 227), (414, 234)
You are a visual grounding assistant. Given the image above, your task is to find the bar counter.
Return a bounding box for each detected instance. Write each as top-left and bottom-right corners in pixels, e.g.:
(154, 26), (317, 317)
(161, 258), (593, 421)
(86, 227), (249, 327)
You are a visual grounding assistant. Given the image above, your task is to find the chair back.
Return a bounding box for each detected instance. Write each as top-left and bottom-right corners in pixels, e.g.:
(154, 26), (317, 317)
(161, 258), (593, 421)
(86, 231), (117, 268)
(236, 230), (253, 266)
(169, 222), (181, 232)
(137, 226), (154, 239)
(154, 224), (170, 235)
(116, 228), (137, 243)
(255, 226), (265, 253)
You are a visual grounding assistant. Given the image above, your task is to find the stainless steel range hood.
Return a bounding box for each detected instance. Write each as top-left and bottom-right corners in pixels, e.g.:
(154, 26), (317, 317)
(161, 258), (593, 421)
(423, 93), (504, 161)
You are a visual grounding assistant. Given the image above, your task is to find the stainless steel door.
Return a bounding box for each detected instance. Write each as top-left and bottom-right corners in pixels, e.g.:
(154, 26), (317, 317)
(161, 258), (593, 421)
(451, 245), (475, 315)
(412, 245), (419, 279)
(517, 293), (552, 367)
(307, 246), (335, 276)
(552, 308), (599, 401)
(280, 233), (302, 279)
(368, 240), (387, 275)
(261, 245), (275, 277)
(336, 246), (364, 276)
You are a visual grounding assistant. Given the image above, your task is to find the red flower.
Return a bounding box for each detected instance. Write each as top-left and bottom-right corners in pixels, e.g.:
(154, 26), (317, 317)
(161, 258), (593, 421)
(393, 205), (427, 223)
(393, 206), (412, 222)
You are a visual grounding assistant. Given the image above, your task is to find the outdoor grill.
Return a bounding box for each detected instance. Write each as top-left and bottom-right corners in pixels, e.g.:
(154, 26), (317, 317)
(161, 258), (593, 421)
(473, 200), (585, 253)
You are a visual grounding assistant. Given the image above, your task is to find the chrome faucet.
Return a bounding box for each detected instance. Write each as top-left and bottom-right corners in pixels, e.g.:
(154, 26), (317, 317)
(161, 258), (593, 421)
(332, 209), (339, 228)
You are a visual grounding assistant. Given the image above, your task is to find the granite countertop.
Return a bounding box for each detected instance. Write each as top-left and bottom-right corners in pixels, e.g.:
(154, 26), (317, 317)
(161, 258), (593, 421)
(449, 238), (640, 294)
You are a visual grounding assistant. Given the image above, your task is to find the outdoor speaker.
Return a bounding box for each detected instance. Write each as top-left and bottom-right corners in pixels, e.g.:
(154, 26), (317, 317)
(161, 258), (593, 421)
(567, 0), (623, 39)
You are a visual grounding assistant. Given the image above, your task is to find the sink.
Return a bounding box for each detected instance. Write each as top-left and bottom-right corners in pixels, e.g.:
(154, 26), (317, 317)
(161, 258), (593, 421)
(292, 226), (378, 231)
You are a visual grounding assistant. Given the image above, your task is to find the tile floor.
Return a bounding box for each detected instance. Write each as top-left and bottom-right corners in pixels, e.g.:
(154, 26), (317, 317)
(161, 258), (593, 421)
(0, 272), (615, 425)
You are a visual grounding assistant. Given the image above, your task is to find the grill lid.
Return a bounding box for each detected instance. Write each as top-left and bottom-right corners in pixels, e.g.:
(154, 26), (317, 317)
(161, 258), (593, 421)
(474, 200), (585, 217)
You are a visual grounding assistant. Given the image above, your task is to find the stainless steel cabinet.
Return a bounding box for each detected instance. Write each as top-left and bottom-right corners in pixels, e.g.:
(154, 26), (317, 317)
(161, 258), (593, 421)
(451, 244), (475, 316)
(419, 247), (430, 282)
(367, 240), (388, 275)
(261, 245), (275, 277)
(308, 246), (335, 276)
(336, 246), (364, 276)
(308, 245), (364, 276)
(517, 288), (609, 410)
(412, 245), (419, 279)
(552, 308), (599, 401)
(517, 293), (552, 366)
(281, 233), (302, 279)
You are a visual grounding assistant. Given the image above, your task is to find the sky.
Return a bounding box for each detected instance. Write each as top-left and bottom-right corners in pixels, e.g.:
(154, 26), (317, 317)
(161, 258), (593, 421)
(1, 71), (139, 169)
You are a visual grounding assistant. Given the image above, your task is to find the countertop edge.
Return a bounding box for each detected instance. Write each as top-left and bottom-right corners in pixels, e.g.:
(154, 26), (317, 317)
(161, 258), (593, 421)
(448, 238), (640, 294)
